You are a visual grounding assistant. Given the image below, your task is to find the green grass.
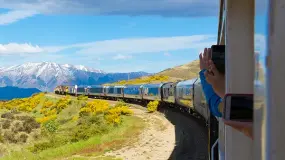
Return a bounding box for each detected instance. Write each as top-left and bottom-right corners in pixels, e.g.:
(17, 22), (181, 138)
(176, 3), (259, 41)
(1, 115), (145, 160)
(0, 93), (145, 160)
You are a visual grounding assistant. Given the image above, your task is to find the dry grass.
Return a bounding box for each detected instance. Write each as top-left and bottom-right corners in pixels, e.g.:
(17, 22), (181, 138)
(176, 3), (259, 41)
(107, 60), (200, 86)
(157, 60), (200, 80)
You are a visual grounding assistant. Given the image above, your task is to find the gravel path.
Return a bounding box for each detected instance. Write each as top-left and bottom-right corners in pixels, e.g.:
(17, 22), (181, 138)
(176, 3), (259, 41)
(101, 104), (208, 160)
(103, 106), (176, 160)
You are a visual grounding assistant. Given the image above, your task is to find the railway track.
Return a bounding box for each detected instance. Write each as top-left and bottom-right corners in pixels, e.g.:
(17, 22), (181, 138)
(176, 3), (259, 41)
(57, 93), (209, 160)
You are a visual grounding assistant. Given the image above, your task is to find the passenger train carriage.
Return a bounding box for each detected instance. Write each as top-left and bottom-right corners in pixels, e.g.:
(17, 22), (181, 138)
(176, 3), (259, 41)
(55, 77), (210, 124)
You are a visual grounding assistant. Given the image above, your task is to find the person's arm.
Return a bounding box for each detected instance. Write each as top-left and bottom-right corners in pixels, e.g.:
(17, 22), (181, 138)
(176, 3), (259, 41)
(199, 69), (222, 117)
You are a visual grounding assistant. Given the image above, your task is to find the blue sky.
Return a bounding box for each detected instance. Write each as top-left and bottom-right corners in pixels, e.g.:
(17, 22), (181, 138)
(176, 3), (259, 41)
(0, 0), (265, 73)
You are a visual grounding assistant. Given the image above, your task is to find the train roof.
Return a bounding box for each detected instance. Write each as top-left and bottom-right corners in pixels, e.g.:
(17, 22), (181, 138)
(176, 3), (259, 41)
(142, 83), (163, 88)
(176, 78), (198, 86)
(103, 85), (125, 88)
(124, 84), (143, 88)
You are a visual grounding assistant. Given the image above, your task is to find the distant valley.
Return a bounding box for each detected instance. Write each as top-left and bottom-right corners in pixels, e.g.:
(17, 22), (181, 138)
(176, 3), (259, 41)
(0, 86), (41, 100)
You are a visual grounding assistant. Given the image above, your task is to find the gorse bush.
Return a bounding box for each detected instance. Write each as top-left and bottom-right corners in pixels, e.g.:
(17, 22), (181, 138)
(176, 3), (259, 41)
(0, 93), (45, 112)
(77, 95), (88, 101)
(104, 101), (133, 125)
(147, 100), (159, 113)
(79, 100), (109, 115)
(54, 96), (71, 113)
(37, 96), (70, 124)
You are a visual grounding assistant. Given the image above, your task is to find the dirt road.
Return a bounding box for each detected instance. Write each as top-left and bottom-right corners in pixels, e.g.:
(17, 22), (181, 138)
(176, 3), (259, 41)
(102, 105), (176, 160)
(101, 103), (208, 160)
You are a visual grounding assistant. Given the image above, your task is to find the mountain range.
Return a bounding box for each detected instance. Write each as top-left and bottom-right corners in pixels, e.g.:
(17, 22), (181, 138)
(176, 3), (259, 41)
(0, 62), (151, 92)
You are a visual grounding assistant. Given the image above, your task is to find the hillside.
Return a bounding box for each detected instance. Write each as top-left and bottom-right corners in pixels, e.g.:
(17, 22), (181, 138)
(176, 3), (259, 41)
(0, 93), (145, 159)
(157, 60), (200, 80)
(107, 60), (200, 85)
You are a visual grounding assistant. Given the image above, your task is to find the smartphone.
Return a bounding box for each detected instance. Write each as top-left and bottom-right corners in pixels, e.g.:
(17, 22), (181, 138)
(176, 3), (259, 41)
(223, 94), (253, 121)
(211, 45), (225, 74)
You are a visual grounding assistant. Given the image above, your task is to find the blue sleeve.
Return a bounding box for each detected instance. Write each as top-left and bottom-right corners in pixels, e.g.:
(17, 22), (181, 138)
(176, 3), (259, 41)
(199, 69), (222, 117)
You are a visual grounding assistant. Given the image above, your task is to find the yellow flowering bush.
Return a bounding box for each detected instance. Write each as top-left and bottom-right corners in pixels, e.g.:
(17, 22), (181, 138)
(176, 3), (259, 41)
(53, 96), (71, 113)
(37, 96), (70, 124)
(104, 113), (121, 124)
(77, 95), (88, 101)
(43, 100), (54, 108)
(147, 100), (159, 113)
(72, 115), (79, 122)
(79, 100), (109, 115)
(104, 101), (133, 124)
(36, 114), (57, 124)
(107, 106), (133, 116)
(0, 93), (44, 112)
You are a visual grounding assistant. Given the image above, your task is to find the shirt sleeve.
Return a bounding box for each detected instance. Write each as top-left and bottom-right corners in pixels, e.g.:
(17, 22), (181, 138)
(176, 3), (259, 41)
(199, 69), (222, 117)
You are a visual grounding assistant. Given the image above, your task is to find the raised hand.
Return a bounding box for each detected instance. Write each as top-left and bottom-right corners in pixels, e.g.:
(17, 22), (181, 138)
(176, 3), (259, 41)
(204, 60), (225, 98)
(199, 48), (211, 70)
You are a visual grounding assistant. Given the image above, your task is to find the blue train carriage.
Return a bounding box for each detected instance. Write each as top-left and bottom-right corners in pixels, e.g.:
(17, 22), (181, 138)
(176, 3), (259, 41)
(103, 85), (125, 98)
(193, 78), (210, 121)
(88, 85), (104, 97)
(76, 85), (86, 95)
(141, 83), (164, 101)
(161, 82), (175, 103)
(175, 78), (197, 112)
(123, 85), (143, 100)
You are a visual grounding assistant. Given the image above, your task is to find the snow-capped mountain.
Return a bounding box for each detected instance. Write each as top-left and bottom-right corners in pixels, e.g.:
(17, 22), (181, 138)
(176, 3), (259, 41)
(0, 62), (150, 91)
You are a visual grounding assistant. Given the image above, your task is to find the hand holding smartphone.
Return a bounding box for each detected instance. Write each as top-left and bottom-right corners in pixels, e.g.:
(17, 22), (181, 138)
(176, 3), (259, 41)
(223, 94), (253, 122)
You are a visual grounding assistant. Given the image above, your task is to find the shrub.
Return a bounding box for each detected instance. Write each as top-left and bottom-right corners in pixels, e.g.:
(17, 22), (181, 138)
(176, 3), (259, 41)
(22, 117), (40, 133)
(2, 120), (11, 129)
(36, 114), (57, 124)
(18, 133), (29, 143)
(71, 114), (110, 142)
(3, 130), (17, 143)
(42, 120), (58, 133)
(147, 100), (159, 113)
(43, 100), (54, 109)
(0, 134), (4, 143)
(30, 141), (53, 153)
(0, 93), (44, 112)
(1, 112), (14, 119)
(104, 113), (121, 125)
(77, 95), (88, 101)
(79, 100), (109, 115)
(11, 121), (24, 133)
(72, 115), (79, 122)
(107, 106), (133, 116)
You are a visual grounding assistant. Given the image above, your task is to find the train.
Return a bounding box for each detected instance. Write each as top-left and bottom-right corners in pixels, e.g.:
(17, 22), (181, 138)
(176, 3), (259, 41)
(54, 78), (211, 124)
(54, 77), (264, 160)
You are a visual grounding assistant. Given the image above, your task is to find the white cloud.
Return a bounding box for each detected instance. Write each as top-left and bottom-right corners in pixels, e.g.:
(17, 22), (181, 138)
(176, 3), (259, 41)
(0, 0), (219, 24)
(0, 35), (216, 55)
(0, 0), (218, 16)
(0, 10), (38, 25)
(66, 35), (216, 55)
(113, 54), (132, 60)
(0, 43), (43, 54)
